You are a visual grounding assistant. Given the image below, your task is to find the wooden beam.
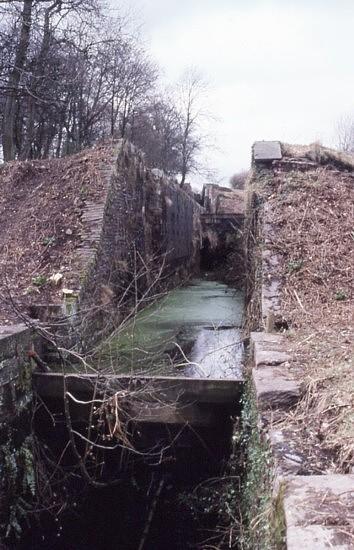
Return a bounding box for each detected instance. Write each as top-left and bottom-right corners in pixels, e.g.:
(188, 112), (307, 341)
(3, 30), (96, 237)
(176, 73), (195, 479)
(33, 373), (243, 405)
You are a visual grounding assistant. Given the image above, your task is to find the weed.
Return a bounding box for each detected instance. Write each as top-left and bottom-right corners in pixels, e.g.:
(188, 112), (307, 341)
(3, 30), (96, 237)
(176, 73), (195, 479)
(287, 259), (303, 274)
(42, 236), (56, 246)
(24, 286), (40, 295)
(238, 383), (285, 550)
(31, 275), (47, 288)
(80, 184), (88, 197)
(1, 433), (36, 540)
(334, 289), (347, 301)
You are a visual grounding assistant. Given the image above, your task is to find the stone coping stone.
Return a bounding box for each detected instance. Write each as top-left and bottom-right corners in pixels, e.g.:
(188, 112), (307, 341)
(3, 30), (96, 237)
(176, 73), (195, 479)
(251, 332), (299, 409)
(0, 324), (30, 357)
(254, 345), (292, 367)
(250, 332), (285, 345)
(261, 296), (281, 317)
(268, 429), (306, 476)
(253, 141), (282, 162)
(287, 526), (351, 550)
(273, 159), (318, 172)
(262, 249), (282, 268)
(284, 475), (354, 550)
(0, 323), (28, 339)
(252, 366), (301, 410)
(251, 332), (292, 365)
(262, 279), (281, 299)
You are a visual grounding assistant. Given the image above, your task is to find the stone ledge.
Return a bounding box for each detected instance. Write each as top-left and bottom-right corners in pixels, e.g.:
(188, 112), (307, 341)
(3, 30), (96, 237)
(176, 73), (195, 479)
(255, 348), (292, 367)
(250, 331), (284, 345)
(253, 141), (282, 162)
(0, 324), (31, 357)
(0, 323), (28, 339)
(273, 159), (318, 172)
(251, 332), (300, 410)
(287, 525), (351, 550)
(284, 475), (354, 550)
(261, 204), (284, 331)
(252, 333), (292, 367)
(252, 366), (301, 410)
(268, 429), (306, 476)
(0, 323), (39, 421)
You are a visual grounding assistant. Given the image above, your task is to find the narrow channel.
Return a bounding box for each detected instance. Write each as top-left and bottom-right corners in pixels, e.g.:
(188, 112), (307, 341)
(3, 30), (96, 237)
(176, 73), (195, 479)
(96, 278), (244, 379)
(22, 277), (244, 550)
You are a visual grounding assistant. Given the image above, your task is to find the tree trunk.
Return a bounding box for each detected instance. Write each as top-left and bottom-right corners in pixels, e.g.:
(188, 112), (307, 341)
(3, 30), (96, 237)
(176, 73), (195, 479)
(2, 0), (33, 161)
(180, 165), (187, 187)
(21, 1), (60, 159)
(180, 130), (188, 187)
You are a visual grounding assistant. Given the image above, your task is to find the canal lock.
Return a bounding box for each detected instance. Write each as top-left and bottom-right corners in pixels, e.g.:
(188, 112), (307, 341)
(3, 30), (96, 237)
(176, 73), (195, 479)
(19, 243), (246, 549)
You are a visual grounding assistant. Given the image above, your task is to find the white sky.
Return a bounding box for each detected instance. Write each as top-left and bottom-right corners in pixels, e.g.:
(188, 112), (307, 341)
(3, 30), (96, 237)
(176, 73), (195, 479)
(116, 0), (354, 186)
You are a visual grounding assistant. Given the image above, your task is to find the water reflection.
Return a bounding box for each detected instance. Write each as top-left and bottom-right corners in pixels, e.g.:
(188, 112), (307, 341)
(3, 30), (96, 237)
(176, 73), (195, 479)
(96, 279), (244, 379)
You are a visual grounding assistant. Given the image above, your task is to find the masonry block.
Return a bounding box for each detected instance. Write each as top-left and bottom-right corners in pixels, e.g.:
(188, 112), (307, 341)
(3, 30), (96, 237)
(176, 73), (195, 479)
(284, 475), (354, 550)
(252, 366), (301, 410)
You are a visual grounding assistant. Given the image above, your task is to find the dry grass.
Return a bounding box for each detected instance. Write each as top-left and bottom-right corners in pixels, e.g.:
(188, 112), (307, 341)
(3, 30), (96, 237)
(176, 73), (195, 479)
(265, 163), (353, 471)
(282, 142), (354, 171)
(0, 145), (113, 323)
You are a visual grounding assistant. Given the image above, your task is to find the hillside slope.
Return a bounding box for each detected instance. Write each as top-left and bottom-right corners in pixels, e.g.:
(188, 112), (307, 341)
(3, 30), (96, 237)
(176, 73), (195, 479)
(0, 145), (112, 324)
(251, 143), (354, 471)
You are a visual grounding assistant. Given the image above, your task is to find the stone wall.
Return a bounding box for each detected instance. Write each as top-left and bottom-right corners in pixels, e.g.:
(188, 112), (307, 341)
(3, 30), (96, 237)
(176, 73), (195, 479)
(203, 183), (244, 215)
(0, 324), (40, 425)
(0, 136), (205, 531)
(199, 184), (244, 278)
(244, 141), (354, 549)
(41, 141), (204, 352)
(0, 325), (43, 541)
(1, 139), (205, 356)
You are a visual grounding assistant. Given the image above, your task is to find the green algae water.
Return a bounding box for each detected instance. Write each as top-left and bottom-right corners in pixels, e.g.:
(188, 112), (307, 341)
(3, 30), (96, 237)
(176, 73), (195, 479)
(95, 279), (244, 379)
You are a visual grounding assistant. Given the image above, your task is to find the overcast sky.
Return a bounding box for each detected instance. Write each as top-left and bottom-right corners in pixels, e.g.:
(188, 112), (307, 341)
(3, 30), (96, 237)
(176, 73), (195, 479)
(117, 0), (354, 186)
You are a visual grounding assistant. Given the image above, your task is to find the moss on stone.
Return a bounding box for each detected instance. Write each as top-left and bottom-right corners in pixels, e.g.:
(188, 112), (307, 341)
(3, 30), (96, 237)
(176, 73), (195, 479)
(238, 381), (286, 550)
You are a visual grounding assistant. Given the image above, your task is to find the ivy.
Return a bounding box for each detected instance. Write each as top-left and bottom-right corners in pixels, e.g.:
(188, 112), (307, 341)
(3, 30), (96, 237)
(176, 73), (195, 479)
(238, 382), (285, 550)
(1, 432), (36, 540)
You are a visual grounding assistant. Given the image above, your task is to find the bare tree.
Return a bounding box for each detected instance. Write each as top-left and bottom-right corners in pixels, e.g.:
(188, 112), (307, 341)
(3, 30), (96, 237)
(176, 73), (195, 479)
(0, 0), (103, 160)
(106, 39), (158, 139)
(0, 7), (212, 175)
(230, 170), (248, 190)
(130, 95), (182, 175)
(175, 67), (209, 186)
(336, 114), (354, 153)
(2, 0), (33, 161)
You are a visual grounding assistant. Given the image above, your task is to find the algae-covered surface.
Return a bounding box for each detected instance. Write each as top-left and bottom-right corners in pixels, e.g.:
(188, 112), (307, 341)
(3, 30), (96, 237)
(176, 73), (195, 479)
(95, 279), (244, 379)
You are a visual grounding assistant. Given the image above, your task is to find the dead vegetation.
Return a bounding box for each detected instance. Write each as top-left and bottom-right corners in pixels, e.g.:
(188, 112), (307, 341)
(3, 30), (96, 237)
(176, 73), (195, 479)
(282, 142), (354, 171)
(0, 145), (113, 323)
(266, 160), (353, 471)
